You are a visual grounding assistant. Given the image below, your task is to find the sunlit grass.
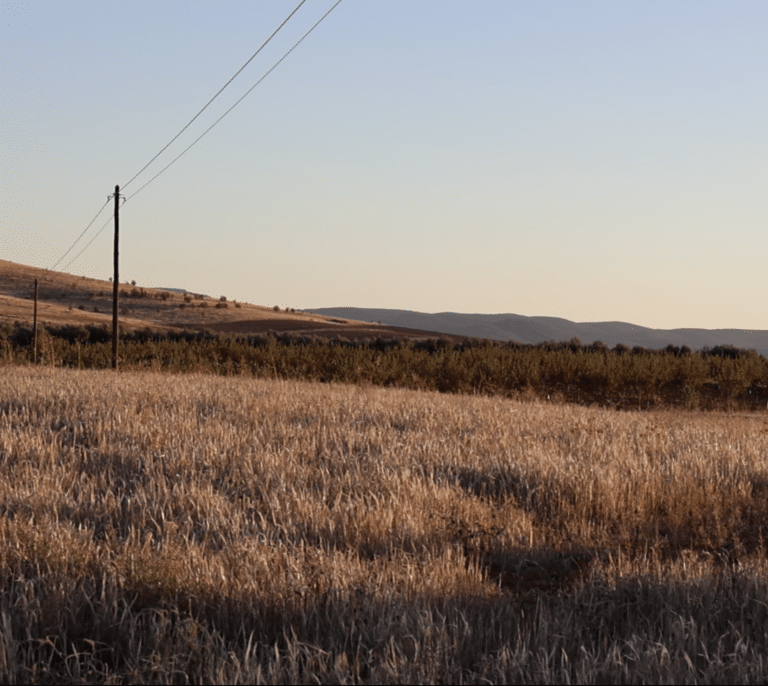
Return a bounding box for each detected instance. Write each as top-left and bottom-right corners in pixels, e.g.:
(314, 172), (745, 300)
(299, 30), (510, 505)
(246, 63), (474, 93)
(1, 366), (768, 683)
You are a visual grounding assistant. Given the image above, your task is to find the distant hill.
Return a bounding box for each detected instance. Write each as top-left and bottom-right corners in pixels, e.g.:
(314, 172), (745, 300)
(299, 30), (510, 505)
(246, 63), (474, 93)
(0, 261), (465, 343)
(5, 258), (766, 357)
(307, 308), (768, 359)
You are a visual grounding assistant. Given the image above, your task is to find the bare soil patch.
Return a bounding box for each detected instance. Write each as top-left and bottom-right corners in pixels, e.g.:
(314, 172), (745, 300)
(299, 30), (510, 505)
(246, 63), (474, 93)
(199, 317), (465, 341)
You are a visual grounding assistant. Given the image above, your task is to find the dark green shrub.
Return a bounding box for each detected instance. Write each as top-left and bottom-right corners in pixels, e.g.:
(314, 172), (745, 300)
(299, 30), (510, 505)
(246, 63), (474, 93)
(3, 321), (766, 411)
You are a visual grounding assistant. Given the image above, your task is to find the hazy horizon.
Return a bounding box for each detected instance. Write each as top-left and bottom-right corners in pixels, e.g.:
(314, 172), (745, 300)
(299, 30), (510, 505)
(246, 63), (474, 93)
(2, 1), (766, 330)
(307, 305), (768, 334)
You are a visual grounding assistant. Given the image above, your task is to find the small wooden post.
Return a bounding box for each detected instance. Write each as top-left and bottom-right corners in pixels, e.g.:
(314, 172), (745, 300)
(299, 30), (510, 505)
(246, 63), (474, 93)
(32, 279), (38, 363)
(112, 185), (119, 371)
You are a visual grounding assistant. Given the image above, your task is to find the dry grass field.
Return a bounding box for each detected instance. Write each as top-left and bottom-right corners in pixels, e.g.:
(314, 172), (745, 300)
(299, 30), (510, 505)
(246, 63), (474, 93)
(0, 260), (457, 341)
(2, 365), (768, 683)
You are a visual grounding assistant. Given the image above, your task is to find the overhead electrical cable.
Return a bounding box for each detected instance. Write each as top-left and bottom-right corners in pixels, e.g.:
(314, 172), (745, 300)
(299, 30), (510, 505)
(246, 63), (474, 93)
(51, 0), (343, 273)
(48, 198), (110, 271)
(121, 0), (307, 192)
(60, 213), (115, 274)
(47, 1), (306, 274)
(125, 0), (344, 203)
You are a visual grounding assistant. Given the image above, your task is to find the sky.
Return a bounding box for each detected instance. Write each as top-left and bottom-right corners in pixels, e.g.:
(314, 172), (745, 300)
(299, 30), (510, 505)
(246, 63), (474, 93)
(1, 0), (766, 330)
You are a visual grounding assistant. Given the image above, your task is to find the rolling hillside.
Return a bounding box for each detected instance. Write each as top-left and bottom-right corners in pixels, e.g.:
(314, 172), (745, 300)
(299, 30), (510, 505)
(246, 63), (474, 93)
(309, 307), (768, 358)
(0, 261), (460, 342)
(4, 260), (766, 357)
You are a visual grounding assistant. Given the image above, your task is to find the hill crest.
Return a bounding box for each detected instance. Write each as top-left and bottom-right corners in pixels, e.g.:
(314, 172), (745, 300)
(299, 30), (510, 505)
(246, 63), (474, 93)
(307, 307), (768, 358)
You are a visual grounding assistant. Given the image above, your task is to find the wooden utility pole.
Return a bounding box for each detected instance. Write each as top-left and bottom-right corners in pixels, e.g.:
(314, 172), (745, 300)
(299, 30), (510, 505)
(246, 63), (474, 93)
(112, 185), (120, 370)
(32, 279), (38, 364)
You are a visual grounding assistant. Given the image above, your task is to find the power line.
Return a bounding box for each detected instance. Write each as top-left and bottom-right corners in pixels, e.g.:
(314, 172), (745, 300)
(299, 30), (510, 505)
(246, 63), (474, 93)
(51, 0), (343, 274)
(60, 212), (115, 274)
(121, 0), (307, 192)
(125, 0), (344, 204)
(48, 199), (110, 271)
(47, 1), (308, 275)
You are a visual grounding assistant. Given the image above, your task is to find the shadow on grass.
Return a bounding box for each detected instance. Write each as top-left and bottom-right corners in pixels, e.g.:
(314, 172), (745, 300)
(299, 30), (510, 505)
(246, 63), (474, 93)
(3, 564), (768, 684)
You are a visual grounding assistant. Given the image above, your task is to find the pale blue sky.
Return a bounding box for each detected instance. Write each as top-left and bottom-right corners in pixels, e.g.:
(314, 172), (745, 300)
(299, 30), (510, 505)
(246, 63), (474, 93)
(2, 1), (766, 329)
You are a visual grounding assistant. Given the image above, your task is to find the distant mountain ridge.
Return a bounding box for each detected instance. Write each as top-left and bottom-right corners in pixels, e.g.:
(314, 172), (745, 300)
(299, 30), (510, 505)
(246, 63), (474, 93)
(307, 308), (768, 359)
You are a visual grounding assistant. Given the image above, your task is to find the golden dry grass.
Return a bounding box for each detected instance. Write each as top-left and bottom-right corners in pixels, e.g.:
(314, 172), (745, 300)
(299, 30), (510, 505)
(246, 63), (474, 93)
(1, 365), (768, 683)
(0, 259), (434, 340)
(0, 257), (309, 328)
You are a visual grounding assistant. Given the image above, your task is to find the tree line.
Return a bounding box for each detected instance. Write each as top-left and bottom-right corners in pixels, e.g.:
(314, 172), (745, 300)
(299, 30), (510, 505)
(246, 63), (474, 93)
(2, 322), (766, 411)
